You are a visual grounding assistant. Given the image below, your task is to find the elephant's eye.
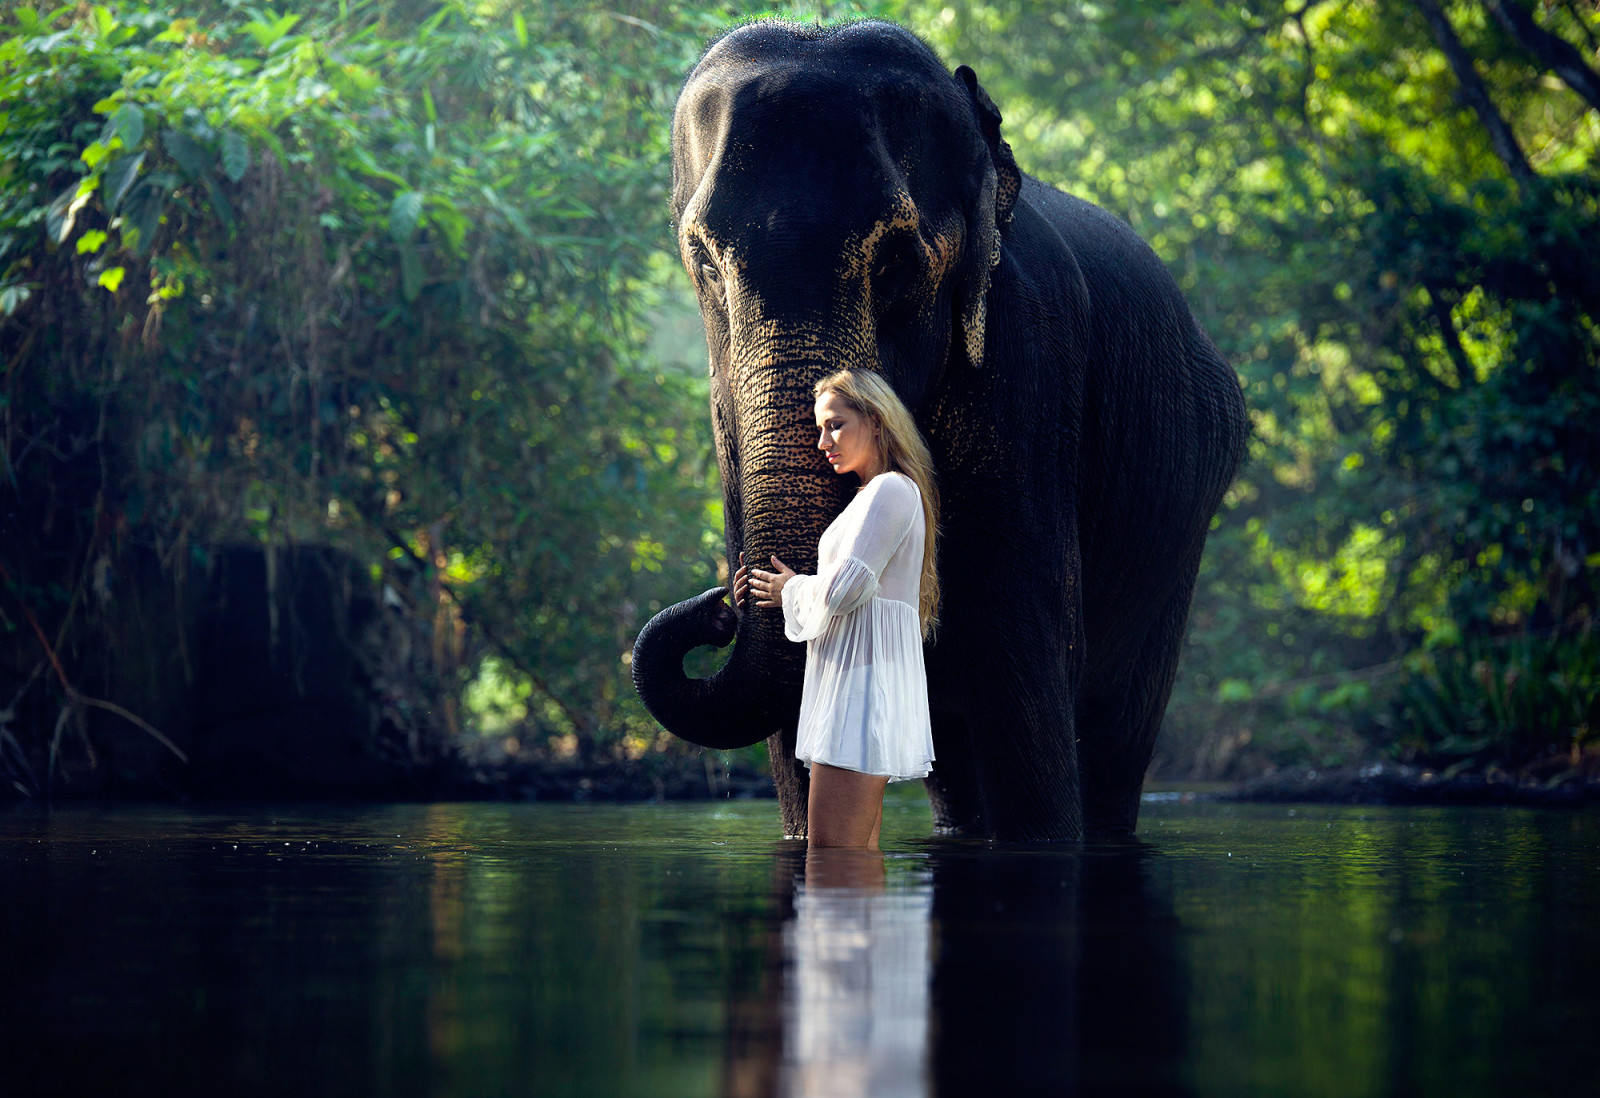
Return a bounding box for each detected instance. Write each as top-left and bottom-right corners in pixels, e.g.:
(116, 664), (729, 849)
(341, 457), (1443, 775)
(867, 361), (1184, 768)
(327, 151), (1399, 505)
(692, 244), (723, 294)
(874, 236), (919, 304)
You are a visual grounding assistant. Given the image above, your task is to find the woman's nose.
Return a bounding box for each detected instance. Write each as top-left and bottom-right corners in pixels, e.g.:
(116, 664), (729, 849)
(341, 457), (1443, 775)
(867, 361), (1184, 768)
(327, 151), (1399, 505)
(816, 430), (828, 450)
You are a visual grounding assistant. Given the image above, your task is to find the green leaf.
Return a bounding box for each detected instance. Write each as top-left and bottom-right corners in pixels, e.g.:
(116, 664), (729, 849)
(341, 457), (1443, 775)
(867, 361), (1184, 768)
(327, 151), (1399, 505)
(389, 190), (424, 242)
(350, 147), (408, 189)
(76, 229), (108, 255)
(428, 199), (470, 257)
(103, 151), (145, 211)
(110, 103), (144, 149)
(121, 175), (171, 255)
(243, 13), (300, 49)
(81, 140), (113, 170)
(201, 175), (234, 229)
(162, 129), (210, 179)
(0, 284), (33, 316)
(220, 130), (249, 183)
(513, 11), (529, 48)
(97, 266), (126, 292)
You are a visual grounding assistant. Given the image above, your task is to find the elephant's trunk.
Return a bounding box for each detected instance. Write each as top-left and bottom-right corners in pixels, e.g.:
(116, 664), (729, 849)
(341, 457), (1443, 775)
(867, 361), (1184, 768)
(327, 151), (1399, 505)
(629, 587), (795, 749)
(632, 354), (853, 749)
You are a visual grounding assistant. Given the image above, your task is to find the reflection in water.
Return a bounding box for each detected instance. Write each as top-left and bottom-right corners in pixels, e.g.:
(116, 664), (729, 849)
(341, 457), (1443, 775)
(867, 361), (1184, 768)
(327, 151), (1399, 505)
(6, 802), (1599, 1096)
(736, 842), (1188, 1097)
(928, 845), (1189, 1096)
(780, 849), (931, 1098)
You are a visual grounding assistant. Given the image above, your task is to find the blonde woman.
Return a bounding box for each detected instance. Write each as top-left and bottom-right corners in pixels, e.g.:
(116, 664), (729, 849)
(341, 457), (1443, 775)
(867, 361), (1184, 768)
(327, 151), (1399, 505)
(734, 369), (940, 849)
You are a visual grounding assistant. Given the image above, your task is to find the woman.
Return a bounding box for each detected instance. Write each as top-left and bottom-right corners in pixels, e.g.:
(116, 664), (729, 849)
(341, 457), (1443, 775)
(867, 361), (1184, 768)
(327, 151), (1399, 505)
(734, 369), (940, 849)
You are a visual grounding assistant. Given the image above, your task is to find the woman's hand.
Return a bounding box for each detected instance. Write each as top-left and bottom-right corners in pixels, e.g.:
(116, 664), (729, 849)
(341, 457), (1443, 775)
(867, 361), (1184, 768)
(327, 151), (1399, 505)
(731, 552), (751, 609)
(747, 554), (796, 609)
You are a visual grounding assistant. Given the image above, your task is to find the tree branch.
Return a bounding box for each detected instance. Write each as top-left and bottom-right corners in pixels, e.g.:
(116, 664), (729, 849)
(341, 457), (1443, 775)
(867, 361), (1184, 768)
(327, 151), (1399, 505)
(0, 558), (189, 767)
(1484, 0), (1600, 114)
(1414, 0), (1539, 189)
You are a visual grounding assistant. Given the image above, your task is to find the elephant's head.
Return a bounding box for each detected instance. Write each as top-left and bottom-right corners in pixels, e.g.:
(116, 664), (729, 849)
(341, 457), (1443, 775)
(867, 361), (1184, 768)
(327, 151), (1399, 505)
(631, 20), (1019, 749)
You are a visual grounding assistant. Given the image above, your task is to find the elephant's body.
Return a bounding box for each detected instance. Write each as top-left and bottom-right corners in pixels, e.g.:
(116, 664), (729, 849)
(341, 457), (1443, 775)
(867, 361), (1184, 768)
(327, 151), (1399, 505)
(631, 20), (1248, 841)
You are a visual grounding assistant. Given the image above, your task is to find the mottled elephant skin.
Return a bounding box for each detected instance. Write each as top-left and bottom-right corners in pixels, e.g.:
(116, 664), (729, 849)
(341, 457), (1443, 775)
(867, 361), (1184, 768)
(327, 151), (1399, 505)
(631, 20), (1249, 841)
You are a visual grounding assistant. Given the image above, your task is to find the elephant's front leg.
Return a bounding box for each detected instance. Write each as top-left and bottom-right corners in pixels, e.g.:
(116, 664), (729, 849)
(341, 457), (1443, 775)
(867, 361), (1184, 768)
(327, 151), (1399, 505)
(766, 721), (811, 840)
(940, 550), (1087, 841)
(966, 633), (1083, 841)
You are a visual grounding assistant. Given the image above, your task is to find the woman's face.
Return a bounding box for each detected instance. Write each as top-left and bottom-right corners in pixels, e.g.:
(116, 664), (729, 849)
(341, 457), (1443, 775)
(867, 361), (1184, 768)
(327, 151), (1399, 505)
(815, 390), (883, 480)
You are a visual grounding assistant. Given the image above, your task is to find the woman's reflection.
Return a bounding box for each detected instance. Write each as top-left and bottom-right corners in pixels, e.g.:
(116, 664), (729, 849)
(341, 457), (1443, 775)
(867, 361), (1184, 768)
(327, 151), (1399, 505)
(722, 843), (1188, 1097)
(779, 848), (932, 1098)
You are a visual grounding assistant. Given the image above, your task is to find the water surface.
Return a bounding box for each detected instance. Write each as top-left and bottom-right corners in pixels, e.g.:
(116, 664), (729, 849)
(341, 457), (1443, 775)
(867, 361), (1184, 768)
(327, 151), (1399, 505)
(4, 794), (1596, 1096)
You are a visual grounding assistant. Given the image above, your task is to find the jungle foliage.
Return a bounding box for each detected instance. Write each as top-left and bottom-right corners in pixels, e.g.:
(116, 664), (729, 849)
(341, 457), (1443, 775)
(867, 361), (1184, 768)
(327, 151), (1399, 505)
(0, 0), (725, 787)
(2, 0), (1596, 792)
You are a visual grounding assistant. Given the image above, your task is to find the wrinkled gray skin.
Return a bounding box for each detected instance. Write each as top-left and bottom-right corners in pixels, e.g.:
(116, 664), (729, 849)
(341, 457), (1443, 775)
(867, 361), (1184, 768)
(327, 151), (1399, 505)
(631, 20), (1249, 841)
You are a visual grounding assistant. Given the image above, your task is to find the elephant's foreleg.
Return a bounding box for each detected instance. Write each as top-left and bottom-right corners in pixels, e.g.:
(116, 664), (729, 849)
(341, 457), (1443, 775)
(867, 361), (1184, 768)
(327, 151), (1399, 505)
(766, 721), (811, 840)
(1077, 549), (1202, 840)
(970, 674), (1082, 841)
(924, 710), (986, 836)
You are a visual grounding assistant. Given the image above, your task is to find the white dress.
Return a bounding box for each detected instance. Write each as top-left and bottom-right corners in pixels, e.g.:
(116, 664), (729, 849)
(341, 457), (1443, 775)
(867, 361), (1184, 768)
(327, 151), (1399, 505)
(781, 471), (934, 782)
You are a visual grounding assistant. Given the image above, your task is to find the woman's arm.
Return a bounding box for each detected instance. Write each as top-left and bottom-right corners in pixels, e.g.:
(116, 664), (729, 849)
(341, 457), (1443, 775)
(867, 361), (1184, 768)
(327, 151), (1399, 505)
(748, 474), (919, 642)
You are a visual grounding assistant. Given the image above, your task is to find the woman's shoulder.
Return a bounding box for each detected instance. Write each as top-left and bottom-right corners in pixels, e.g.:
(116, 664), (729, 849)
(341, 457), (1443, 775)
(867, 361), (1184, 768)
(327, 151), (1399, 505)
(863, 469), (919, 500)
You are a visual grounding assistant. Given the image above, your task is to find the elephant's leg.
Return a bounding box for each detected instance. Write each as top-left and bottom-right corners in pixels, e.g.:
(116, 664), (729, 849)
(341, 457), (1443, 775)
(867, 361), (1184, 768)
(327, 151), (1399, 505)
(1078, 553), (1201, 840)
(766, 721), (811, 840)
(971, 673), (1082, 841)
(924, 710), (986, 836)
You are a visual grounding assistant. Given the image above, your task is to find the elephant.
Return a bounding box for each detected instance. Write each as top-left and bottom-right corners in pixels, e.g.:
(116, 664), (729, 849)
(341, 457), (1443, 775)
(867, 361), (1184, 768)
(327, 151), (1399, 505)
(631, 19), (1249, 841)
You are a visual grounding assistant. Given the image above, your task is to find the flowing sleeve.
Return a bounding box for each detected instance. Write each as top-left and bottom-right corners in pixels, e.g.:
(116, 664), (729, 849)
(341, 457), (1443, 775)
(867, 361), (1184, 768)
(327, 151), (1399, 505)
(782, 474), (920, 642)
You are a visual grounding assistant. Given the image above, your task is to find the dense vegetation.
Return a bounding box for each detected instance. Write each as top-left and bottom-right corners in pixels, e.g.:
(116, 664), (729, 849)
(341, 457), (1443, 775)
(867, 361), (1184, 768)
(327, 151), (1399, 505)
(2, 0), (1595, 796)
(0, 0), (724, 790)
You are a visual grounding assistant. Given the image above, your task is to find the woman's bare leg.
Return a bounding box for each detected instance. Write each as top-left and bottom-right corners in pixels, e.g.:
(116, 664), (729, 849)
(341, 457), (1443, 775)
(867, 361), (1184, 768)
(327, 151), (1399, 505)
(807, 763), (889, 849)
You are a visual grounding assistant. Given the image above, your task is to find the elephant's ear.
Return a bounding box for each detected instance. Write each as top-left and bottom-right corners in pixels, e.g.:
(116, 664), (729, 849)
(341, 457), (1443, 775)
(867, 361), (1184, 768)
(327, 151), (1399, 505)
(953, 65), (1021, 370)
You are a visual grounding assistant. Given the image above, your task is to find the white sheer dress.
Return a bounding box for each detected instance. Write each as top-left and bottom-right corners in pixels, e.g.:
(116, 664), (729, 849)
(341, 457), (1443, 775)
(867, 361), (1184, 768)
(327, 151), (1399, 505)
(781, 471), (934, 782)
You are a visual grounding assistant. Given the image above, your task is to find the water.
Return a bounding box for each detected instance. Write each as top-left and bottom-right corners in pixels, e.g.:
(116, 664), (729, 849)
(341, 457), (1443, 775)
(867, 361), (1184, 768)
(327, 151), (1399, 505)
(3, 793), (1597, 1097)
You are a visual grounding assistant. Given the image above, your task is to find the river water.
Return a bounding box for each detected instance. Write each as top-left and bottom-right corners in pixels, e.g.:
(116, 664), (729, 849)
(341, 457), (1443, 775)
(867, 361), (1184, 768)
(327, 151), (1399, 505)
(4, 793), (1597, 1096)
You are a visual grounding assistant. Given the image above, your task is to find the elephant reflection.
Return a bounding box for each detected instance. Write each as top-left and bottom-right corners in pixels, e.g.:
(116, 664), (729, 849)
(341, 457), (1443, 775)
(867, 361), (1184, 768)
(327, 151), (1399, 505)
(720, 844), (1189, 1095)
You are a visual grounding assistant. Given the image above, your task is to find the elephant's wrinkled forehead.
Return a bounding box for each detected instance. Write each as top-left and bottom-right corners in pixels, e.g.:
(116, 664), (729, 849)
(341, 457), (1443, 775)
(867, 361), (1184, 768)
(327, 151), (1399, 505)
(674, 31), (963, 214)
(676, 76), (947, 249)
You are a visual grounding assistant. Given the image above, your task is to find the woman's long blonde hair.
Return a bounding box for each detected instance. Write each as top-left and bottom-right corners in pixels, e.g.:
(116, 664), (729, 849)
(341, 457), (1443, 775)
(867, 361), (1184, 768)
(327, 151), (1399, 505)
(814, 369), (941, 638)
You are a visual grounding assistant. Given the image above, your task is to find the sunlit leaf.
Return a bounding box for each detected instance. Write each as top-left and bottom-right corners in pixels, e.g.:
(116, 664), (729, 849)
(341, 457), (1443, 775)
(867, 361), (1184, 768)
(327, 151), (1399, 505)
(45, 178), (95, 245)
